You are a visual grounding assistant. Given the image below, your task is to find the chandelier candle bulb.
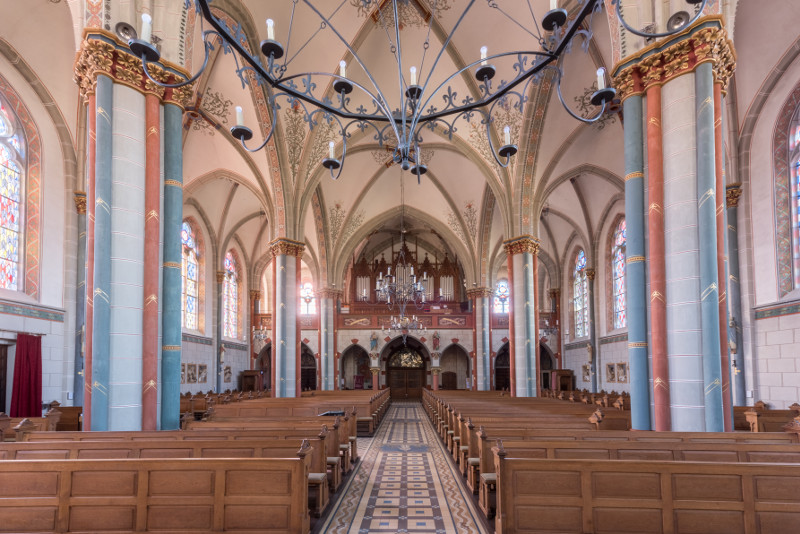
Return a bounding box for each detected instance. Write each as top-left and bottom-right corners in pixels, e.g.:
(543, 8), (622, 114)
(140, 13), (152, 43)
(328, 140), (335, 159)
(410, 66), (417, 86)
(235, 106), (244, 127)
(266, 18), (275, 40)
(480, 46), (488, 66)
(550, 0), (558, 10)
(339, 60), (346, 77)
(503, 125), (511, 145)
(597, 67), (606, 90)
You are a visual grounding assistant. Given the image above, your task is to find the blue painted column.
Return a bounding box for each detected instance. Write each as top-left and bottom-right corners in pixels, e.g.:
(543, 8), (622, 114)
(73, 192), (87, 407)
(504, 236), (539, 397)
(160, 102), (183, 430)
(696, 63), (724, 432)
(473, 289), (492, 391)
(621, 93), (651, 431)
(90, 73), (113, 430)
(586, 268), (598, 394)
(270, 239), (304, 397)
(318, 289), (337, 390)
(726, 184), (745, 405)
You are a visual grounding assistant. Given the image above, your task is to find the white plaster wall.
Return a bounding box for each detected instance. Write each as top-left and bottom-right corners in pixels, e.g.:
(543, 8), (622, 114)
(565, 344), (592, 389)
(598, 340), (630, 394)
(180, 339), (214, 395)
(752, 314), (800, 409)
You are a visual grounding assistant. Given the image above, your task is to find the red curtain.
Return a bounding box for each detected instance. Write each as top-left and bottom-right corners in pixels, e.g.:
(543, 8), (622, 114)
(10, 334), (42, 418)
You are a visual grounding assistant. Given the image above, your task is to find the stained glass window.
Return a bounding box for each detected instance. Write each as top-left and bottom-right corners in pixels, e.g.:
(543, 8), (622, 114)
(573, 249), (589, 338)
(181, 221), (200, 330)
(791, 107), (800, 288)
(223, 251), (239, 338)
(300, 282), (316, 314)
(493, 279), (510, 313)
(612, 219), (626, 329)
(0, 100), (23, 291)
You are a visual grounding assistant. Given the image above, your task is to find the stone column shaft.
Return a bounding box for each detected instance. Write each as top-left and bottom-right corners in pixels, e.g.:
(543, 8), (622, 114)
(73, 192), (87, 408)
(90, 73), (113, 431)
(504, 236), (539, 397)
(142, 93), (161, 431)
(586, 268), (597, 394)
(647, 84), (671, 431)
(270, 239), (304, 398)
(84, 93), (97, 429)
(726, 184), (745, 405)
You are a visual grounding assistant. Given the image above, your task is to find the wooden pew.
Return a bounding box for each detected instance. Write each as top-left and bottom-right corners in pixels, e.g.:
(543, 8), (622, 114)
(491, 450), (800, 534)
(0, 457), (311, 533)
(476, 437), (800, 519)
(745, 403), (800, 432)
(0, 437), (329, 518)
(48, 401), (82, 431)
(0, 411), (62, 441)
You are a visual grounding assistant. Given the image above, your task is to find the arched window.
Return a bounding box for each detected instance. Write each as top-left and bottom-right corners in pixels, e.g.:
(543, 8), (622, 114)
(493, 279), (510, 313)
(0, 99), (25, 291)
(612, 219), (626, 329)
(223, 251), (239, 338)
(300, 282), (316, 314)
(790, 106), (800, 289)
(181, 221), (200, 329)
(573, 250), (588, 338)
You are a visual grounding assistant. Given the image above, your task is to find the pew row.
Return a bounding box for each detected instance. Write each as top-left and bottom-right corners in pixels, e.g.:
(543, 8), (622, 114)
(492, 450), (800, 534)
(0, 457), (311, 534)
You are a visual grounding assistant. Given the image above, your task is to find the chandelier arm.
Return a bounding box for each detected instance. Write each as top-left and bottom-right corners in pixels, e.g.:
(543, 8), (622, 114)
(391, 0), (409, 146)
(138, 30), (216, 88)
(277, 71), (388, 119)
(482, 108), (516, 169)
(612, 0), (708, 39)
(236, 100), (280, 152)
(549, 64), (609, 124)
(300, 0), (399, 139)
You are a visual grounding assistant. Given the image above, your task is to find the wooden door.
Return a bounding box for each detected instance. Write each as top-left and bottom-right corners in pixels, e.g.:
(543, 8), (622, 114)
(388, 369), (424, 399)
(301, 367), (317, 391)
(441, 371), (457, 390)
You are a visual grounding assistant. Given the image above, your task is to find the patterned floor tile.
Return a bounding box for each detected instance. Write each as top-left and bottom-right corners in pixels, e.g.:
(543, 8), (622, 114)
(317, 401), (488, 533)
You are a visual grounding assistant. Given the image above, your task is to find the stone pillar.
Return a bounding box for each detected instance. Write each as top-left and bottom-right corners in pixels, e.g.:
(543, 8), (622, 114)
(371, 367), (380, 391)
(317, 288), (339, 391)
(503, 236), (540, 397)
(215, 270), (225, 393)
(548, 288), (561, 371)
(431, 367), (441, 390)
(83, 92), (97, 429)
(72, 192), (87, 408)
(270, 239), (305, 398)
(586, 268), (598, 394)
(250, 290), (261, 369)
(613, 17), (735, 431)
(726, 184), (745, 406)
(468, 287), (493, 391)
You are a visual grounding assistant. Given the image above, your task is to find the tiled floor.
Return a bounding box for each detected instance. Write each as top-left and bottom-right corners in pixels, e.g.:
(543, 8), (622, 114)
(318, 402), (488, 533)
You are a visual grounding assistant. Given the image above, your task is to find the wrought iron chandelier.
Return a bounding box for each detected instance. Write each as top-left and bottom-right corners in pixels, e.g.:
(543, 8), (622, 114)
(128, 0), (620, 180)
(129, 0), (708, 180)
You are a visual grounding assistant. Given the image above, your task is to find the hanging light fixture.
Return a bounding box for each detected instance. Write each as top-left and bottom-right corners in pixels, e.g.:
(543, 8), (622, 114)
(376, 172), (427, 343)
(129, 0), (622, 181)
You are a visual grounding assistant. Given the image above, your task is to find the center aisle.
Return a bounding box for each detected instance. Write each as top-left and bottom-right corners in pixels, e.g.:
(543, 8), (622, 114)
(317, 401), (489, 533)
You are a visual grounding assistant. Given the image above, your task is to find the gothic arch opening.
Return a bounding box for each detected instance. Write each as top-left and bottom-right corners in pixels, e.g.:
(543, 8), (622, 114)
(300, 343), (316, 391)
(341, 345), (370, 390)
(494, 343), (510, 391)
(440, 344), (470, 390)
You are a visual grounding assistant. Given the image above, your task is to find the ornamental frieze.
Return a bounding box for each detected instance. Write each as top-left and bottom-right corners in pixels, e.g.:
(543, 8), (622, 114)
(269, 238), (305, 258)
(612, 16), (736, 102)
(503, 235), (540, 256)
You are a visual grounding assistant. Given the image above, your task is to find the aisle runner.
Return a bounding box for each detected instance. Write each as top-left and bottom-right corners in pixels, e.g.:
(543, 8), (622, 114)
(319, 402), (487, 533)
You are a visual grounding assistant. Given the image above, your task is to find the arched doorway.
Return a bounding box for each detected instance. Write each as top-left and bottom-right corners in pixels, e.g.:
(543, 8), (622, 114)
(256, 344), (271, 392)
(540, 342), (556, 391)
(494, 343), (510, 391)
(440, 345), (470, 390)
(300, 345), (317, 391)
(341, 345), (370, 390)
(387, 347), (426, 399)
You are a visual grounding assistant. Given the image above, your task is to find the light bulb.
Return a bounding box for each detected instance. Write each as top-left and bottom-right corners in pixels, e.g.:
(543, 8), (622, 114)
(480, 46), (488, 66)
(410, 66), (417, 86)
(503, 125), (511, 145)
(596, 67), (606, 90)
(339, 60), (346, 77)
(550, 0), (558, 10)
(235, 106), (244, 127)
(141, 13), (152, 43)
(328, 140), (335, 159)
(266, 18), (275, 40)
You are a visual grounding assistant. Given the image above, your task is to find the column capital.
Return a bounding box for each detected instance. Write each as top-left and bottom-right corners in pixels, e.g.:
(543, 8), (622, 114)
(466, 287), (493, 299)
(216, 271), (226, 284)
(503, 235), (540, 256)
(430, 367), (441, 375)
(74, 29), (194, 107)
(74, 191), (87, 214)
(268, 238), (305, 258)
(726, 183), (743, 208)
(316, 287), (342, 300)
(369, 367), (381, 375)
(585, 268), (596, 281)
(612, 16), (736, 101)
(249, 289), (261, 301)
(548, 287), (561, 299)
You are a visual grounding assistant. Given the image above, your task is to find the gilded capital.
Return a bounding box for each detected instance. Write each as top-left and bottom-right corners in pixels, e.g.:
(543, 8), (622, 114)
(503, 235), (540, 256)
(586, 268), (596, 281)
(726, 183), (742, 208)
(466, 287), (494, 299)
(269, 238), (305, 259)
(317, 287), (342, 300)
(216, 271), (226, 284)
(73, 191), (87, 214)
(249, 290), (261, 301)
